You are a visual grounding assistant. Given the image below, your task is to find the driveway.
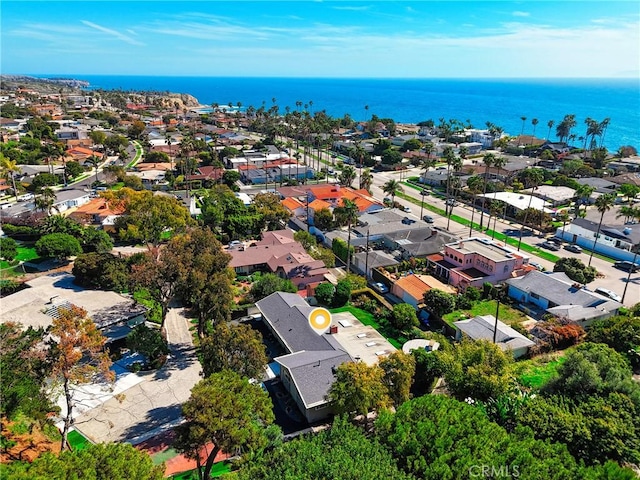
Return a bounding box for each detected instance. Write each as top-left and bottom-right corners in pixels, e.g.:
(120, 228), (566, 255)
(72, 305), (202, 444)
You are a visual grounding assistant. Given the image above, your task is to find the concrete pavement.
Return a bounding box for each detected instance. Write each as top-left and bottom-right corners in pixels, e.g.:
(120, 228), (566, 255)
(72, 305), (202, 444)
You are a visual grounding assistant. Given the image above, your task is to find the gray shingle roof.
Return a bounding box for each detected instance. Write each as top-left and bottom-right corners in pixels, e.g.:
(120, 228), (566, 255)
(255, 292), (333, 353)
(276, 350), (351, 407)
(506, 271), (621, 310)
(454, 315), (534, 351)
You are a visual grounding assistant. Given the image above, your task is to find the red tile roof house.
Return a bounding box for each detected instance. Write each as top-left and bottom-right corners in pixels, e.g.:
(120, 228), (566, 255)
(278, 184), (384, 214)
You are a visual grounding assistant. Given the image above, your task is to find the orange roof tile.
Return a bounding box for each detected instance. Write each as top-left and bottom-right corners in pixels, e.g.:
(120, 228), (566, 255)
(69, 198), (125, 217)
(308, 199), (332, 211)
(66, 146), (95, 156)
(281, 197), (305, 212)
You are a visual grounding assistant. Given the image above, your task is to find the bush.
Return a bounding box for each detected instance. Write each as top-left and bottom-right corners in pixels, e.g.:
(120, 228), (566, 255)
(0, 237), (18, 261)
(553, 257), (597, 284)
(35, 233), (82, 260)
(315, 282), (335, 306)
(392, 304), (419, 331)
(72, 252), (129, 291)
(126, 324), (169, 369)
(333, 279), (352, 307)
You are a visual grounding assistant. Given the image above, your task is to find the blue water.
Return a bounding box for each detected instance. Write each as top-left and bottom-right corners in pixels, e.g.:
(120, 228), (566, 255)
(62, 76), (639, 151)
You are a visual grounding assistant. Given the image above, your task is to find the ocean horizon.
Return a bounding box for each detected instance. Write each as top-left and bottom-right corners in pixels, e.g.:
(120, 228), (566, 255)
(36, 75), (639, 151)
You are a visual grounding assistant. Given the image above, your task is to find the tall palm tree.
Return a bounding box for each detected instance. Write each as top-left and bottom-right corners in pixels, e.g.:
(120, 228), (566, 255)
(35, 187), (57, 215)
(531, 118), (539, 138)
(359, 168), (373, 193)
(423, 141), (434, 160)
(0, 154), (21, 200)
(573, 184), (595, 218)
(557, 211), (571, 241)
(446, 155), (463, 231)
(334, 198), (359, 273)
(518, 116), (527, 145)
(517, 168), (544, 251)
(420, 157), (436, 220)
(88, 154), (101, 184)
(478, 152), (496, 230)
(588, 193), (616, 267)
(467, 178), (483, 237)
(546, 120), (555, 141)
(382, 179), (403, 205)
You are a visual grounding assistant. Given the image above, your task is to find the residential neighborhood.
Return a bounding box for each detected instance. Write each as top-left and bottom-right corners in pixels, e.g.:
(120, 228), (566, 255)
(1, 76), (639, 479)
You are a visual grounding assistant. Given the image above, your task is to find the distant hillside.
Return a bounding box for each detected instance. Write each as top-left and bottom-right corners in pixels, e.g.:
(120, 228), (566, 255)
(0, 75), (88, 93)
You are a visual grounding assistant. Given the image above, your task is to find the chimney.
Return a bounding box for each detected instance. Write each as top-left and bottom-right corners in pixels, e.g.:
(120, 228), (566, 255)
(329, 324), (338, 334)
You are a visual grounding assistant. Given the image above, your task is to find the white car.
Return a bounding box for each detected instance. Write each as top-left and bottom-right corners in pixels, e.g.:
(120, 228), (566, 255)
(402, 206), (411, 213)
(370, 282), (389, 294)
(594, 287), (622, 303)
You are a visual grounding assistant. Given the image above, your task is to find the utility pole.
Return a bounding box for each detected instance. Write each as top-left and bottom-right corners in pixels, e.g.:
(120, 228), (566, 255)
(493, 296), (500, 344)
(621, 249), (638, 304)
(364, 230), (371, 279)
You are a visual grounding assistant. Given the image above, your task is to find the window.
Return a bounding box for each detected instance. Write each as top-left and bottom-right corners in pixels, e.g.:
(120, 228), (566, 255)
(504, 265), (509, 273)
(531, 292), (540, 299)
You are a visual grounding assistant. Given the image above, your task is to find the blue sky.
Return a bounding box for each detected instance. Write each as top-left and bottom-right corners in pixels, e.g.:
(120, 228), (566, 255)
(2, 1), (638, 78)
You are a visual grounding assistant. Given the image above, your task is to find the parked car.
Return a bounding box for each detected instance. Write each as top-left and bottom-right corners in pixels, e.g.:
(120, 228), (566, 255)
(370, 282), (389, 294)
(564, 244), (583, 253)
(421, 189), (430, 196)
(529, 262), (544, 271)
(402, 217), (415, 225)
(594, 287), (622, 302)
(614, 260), (640, 272)
(445, 199), (458, 206)
(541, 241), (560, 251)
(548, 237), (563, 245)
(423, 215), (435, 223)
(402, 205), (411, 213)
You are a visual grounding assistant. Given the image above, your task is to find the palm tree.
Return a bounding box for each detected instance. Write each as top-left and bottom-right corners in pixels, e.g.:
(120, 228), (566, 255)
(420, 157), (436, 220)
(0, 154), (21, 200)
(334, 198), (359, 273)
(423, 141), (434, 160)
(573, 184), (595, 218)
(446, 155), (463, 231)
(546, 120), (555, 141)
(478, 152), (496, 230)
(531, 118), (539, 138)
(588, 193), (616, 266)
(620, 207), (640, 303)
(557, 211), (571, 241)
(467, 177), (483, 237)
(35, 187), (57, 215)
(517, 168), (544, 251)
(382, 179), (403, 206)
(359, 168), (373, 193)
(88, 154), (101, 184)
(518, 116), (527, 145)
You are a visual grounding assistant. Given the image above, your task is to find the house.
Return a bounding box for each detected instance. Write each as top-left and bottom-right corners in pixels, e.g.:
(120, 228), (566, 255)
(256, 292), (395, 423)
(68, 197), (125, 226)
(278, 184), (383, 215)
(427, 237), (530, 289)
(351, 250), (399, 279)
(53, 189), (92, 213)
(506, 271), (622, 325)
(575, 177), (618, 195)
(454, 315), (535, 358)
(523, 185), (575, 207)
(556, 218), (640, 262)
(382, 227), (457, 260)
(391, 274), (456, 309)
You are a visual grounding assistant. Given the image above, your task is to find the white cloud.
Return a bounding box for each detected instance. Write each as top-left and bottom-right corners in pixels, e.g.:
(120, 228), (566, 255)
(81, 20), (145, 46)
(512, 11), (530, 17)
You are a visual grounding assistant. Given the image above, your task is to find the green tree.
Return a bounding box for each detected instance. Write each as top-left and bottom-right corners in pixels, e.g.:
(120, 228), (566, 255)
(294, 230), (317, 250)
(38, 214), (83, 236)
(333, 198), (359, 272)
(402, 138), (423, 151)
(253, 192), (291, 230)
(588, 193), (616, 266)
(250, 272), (297, 302)
(339, 165), (357, 187)
(106, 188), (195, 246)
(553, 257), (598, 284)
(0, 237), (18, 261)
(81, 227), (114, 253)
(329, 361), (391, 417)
(381, 148), (402, 165)
(380, 351), (416, 406)
(236, 416), (411, 480)
(72, 252), (129, 291)
(587, 315), (640, 371)
(48, 306), (113, 450)
(174, 370), (276, 480)
(382, 179), (403, 204)
(126, 324), (169, 369)
(359, 167), (373, 192)
(35, 233), (82, 260)
(314, 282), (335, 306)
(0, 153), (21, 200)
(200, 322), (267, 379)
(313, 207), (333, 230)
(31, 172), (59, 190)
(329, 279), (350, 307)
(0, 323), (53, 421)
(440, 339), (514, 401)
(391, 303), (419, 331)
(0, 442), (165, 480)
(423, 288), (457, 318)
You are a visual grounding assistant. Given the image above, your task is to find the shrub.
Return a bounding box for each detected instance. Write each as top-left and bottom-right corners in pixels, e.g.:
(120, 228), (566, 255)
(315, 282), (335, 306)
(126, 324), (168, 369)
(333, 279), (352, 307)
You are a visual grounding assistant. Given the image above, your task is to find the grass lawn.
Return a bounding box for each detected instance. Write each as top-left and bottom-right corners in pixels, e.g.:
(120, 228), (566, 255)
(330, 305), (404, 349)
(67, 429), (91, 451)
(171, 462), (231, 479)
(442, 300), (530, 328)
(515, 351), (570, 389)
(0, 246), (40, 275)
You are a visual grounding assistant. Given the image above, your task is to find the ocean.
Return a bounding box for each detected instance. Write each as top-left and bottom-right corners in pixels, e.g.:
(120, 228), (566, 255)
(65, 76), (639, 151)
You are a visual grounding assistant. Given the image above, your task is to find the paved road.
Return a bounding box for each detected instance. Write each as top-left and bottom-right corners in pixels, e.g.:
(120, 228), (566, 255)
(73, 305), (202, 444)
(369, 167), (639, 306)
